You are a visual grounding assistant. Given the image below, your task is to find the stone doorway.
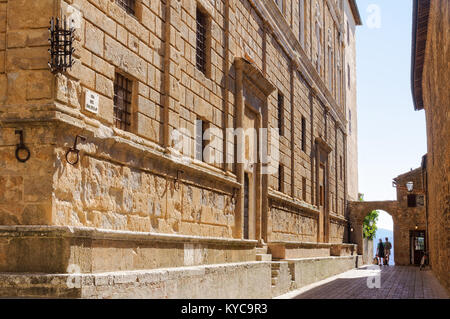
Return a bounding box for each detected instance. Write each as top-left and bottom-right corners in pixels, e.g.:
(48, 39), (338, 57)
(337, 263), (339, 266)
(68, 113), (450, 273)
(410, 230), (426, 265)
(242, 104), (260, 240)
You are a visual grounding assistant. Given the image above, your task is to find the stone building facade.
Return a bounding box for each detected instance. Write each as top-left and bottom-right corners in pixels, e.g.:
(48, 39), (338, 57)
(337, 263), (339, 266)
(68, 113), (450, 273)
(411, 0), (449, 291)
(343, 0), (360, 201)
(0, 0), (362, 297)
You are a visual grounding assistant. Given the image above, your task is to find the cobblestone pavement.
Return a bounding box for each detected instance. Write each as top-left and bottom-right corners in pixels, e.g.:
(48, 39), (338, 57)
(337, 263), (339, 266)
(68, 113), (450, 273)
(277, 265), (449, 299)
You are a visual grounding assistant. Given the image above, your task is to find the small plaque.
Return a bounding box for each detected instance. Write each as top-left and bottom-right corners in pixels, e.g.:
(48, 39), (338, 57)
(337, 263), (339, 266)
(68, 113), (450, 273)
(85, 90), (99, 114)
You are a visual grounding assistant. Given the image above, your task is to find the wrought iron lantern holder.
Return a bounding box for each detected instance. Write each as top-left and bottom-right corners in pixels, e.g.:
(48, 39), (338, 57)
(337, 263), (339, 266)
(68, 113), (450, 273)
(48, 16), (75, 73)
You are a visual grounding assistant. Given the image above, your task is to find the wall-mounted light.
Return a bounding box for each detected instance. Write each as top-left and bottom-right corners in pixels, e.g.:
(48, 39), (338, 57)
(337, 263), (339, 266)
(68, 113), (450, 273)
(415, 224), (418, 230)
(406, 181), (414, 192)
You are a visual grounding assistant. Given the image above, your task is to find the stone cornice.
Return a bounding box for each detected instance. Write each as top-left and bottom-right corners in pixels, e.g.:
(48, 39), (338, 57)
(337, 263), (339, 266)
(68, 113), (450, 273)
(0, 225), (259, 246)
(268, 189), (320, 217)
(252, 1), (347, 126)
(235, 57), (276, 96)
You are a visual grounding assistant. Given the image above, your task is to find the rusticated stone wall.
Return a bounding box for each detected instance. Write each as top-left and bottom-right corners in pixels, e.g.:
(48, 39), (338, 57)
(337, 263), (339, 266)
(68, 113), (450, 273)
(420, 0), (450, 291)
(270, 205), (318, 243)
(393, 168), (427, 266)
(329, 218), (346, 243)
(0, 0), (356, 246)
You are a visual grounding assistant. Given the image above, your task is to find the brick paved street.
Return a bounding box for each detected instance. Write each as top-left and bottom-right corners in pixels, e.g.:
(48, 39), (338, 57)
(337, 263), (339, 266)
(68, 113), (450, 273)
(277, 266), (449, 299)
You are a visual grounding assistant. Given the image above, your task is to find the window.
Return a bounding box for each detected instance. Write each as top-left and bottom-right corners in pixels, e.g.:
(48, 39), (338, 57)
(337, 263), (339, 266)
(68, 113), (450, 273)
(347, 64), (351, 89)
(331, 192), (334, 211)
(407, 194), (417, 208)
(347, 21), (350, 45)
(337, 63), (341, 103)
(315, 3), (322, 73)
(302, 177), (307, 201)
(278, 92), (284, 136)
(319, 186), (323, 206)
(278, 165), (284, 192)
(195, 118), (209, 162)
(275, 0), (283, 12)
(348, 110), (352, 134)
(299, 0), (305, 46)
(328, 46), (333, 90)
(114, 73), (133, 131)
(196, 8), (208, 75)
(116, 0), (135, 16)
(316, 22), (322, 73)
(339, 155), (343, 180)
(301, 116), (306, 152)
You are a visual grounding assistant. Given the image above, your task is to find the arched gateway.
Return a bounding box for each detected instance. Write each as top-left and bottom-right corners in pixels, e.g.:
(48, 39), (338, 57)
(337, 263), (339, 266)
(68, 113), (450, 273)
(348, 201), (398, 261)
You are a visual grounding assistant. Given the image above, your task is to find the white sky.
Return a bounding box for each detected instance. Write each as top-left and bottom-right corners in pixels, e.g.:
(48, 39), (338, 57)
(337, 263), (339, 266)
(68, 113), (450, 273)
(356, 0), (427, 229)
(377, 210), (393, 230)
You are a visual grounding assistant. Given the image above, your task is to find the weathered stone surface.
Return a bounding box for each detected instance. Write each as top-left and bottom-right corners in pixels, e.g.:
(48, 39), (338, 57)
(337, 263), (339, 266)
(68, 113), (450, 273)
(0, 261), (273, 299)
(0, 0), (364, 298)
(412, 0), (450, 292)
(0, 226), (257, 273)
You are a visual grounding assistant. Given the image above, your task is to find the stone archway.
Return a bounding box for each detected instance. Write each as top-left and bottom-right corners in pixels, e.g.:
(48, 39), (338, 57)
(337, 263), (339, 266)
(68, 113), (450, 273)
(348, 201), (399, 259)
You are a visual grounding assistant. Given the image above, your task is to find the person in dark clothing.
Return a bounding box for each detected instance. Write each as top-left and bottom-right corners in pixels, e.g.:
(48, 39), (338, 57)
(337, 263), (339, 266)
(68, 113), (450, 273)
(376, 239), (385, 266)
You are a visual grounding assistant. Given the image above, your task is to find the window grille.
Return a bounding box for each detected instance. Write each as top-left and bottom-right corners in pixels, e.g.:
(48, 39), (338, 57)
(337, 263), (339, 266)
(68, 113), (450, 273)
(301, 116), (307, 151)
(116, 0), (135, 15)
(114, 73), (133, 131)
(278, 165), (284, 192)
(196, 9), (207, 74)
(278, 92), (284, 136)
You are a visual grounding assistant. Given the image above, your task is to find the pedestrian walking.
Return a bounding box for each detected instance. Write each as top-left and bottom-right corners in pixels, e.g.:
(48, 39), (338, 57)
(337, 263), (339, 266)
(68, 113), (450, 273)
(376, 239), (385, 266)
(384, 237), (392, 265)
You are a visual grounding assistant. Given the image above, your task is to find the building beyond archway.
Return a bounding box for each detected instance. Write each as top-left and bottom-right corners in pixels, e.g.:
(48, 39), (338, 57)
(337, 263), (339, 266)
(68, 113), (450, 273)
(349, 168), (427, 266)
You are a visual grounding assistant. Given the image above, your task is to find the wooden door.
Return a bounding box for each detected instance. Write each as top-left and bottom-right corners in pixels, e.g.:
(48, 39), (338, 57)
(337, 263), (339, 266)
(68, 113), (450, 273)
(244, 173), (249, 239)
(410, 230), (426, 265)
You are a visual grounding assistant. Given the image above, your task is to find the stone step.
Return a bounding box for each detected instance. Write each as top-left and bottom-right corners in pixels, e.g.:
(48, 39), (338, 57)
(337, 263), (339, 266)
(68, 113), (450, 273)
(271, 277), (278, 286)
(256, 254), (272, 261)
(255, 247), (268, 254)
(271, 269), (280, 277)
(271, 262), (281, 269)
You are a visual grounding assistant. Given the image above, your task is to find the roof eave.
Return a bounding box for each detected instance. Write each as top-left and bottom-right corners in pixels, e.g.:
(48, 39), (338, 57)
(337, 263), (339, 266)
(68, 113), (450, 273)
(411, 0), (431, 111)
(349, 0), (363, 26)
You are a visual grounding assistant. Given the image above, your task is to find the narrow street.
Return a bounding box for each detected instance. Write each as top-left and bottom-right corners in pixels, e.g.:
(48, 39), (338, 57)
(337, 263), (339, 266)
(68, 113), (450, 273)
(277, 266), (449, 299)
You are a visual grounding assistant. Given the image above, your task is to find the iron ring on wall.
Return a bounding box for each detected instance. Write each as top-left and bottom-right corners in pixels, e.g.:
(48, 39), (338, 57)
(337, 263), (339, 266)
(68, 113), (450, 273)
(65, 148), (80, 166)
(15, 145), (31, 163)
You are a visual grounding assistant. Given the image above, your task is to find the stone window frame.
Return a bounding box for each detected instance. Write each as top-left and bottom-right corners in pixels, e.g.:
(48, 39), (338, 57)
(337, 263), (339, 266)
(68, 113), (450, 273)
(336, 50), (342, 104)
(299, 0), (305, 47)
(327, 29), (334, 92)
(113, 71), (136, 133)
(315, 3), (323, 75)
(195, 4), (212, 78)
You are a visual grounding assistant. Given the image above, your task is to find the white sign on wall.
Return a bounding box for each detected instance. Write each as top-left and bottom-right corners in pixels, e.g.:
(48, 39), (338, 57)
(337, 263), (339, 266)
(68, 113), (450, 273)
(85, 90), (99, 114)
